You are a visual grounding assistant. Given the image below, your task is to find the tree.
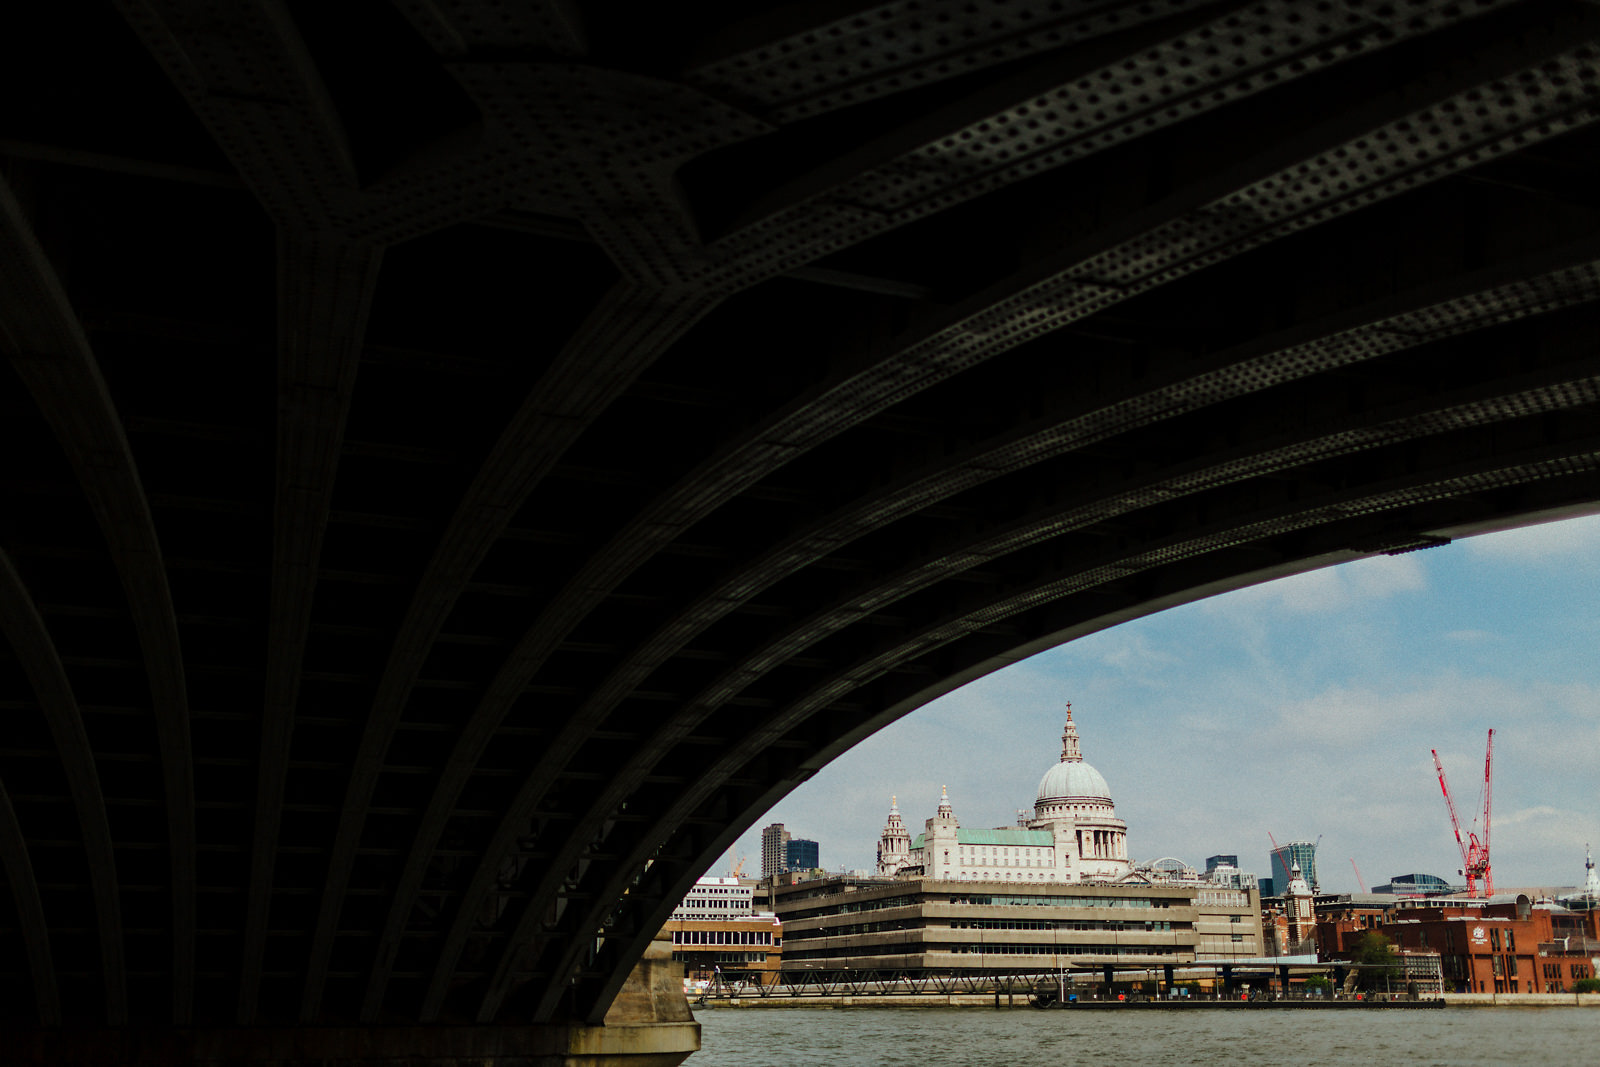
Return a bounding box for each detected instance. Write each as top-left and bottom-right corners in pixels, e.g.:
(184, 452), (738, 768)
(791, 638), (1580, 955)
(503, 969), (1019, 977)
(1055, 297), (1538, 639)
(1350, 931), (1399, 991)
(1576, 977), (1600, 994)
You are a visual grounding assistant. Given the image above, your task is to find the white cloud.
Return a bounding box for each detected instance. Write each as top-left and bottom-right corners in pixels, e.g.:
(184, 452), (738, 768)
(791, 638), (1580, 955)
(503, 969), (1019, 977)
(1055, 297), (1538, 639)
(1460, 512), (1600, 564)
(1087, 631), (1179, 675)
(725, 539), (1600, 887)
(1205, 552), (1426, 616)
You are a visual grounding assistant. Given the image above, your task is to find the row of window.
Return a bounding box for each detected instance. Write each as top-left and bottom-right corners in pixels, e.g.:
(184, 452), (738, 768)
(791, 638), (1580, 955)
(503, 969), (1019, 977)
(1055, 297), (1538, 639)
(938, 871), (1062, 881)
(786, 918), (1184, 940)
(671, 929), (776, 946)
(784, 891), (1188, 922)
(947, 894), (1172, 909)
(945, 943), (1178, 956)
(948, 919), (1179, 932)
(671, 951), (769, 965)
(782, 939), (1187, 962)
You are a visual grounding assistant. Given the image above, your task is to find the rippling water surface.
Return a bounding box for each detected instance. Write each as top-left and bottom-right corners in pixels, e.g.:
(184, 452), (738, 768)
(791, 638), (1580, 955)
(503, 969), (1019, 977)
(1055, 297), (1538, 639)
(689, 1006), (1600, 1066)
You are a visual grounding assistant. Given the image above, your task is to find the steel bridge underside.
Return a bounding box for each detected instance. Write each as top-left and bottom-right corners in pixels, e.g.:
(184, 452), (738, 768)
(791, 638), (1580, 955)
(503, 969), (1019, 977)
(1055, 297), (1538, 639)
(2, 0), (1600, 1045)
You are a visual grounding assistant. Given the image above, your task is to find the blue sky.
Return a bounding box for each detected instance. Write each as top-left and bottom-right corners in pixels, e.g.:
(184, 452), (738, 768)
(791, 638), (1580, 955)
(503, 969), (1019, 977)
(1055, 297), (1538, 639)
(725, 514), (1600, 894)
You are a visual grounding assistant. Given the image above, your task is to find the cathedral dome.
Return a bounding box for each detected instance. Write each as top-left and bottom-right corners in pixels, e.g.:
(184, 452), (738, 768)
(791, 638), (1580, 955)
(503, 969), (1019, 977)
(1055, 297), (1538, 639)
(1034, 705), (1112, 803)
(1036, 759), (1111, 803)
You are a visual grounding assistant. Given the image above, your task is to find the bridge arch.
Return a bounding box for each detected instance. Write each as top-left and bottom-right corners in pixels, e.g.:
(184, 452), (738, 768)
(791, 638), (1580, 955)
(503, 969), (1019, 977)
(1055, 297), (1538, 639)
(3, 0), (1600, 1052)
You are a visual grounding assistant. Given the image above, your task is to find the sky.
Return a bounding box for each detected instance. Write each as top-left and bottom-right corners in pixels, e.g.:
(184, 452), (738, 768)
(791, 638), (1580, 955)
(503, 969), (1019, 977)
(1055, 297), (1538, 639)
(723, 514), (1600, 895)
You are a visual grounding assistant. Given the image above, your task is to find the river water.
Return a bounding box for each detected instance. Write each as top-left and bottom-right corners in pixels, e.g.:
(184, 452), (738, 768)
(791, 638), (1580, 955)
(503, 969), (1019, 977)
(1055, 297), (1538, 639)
(688, 1006), (1600, 1066)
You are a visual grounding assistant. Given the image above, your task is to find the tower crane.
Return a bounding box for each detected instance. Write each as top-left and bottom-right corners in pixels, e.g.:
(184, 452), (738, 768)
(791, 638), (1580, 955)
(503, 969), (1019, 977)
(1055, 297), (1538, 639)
(1432, 729), (1494, 897)
(1267, 830), (1294, 886)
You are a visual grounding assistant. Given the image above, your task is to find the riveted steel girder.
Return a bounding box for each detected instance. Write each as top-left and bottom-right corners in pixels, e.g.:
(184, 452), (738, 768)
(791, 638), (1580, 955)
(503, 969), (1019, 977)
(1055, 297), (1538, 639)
(3, 0), (1600, 1039)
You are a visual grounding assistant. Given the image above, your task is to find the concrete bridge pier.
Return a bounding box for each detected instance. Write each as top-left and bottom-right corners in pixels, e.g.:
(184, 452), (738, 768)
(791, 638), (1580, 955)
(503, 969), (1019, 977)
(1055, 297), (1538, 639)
(3, 940), (700, 1066)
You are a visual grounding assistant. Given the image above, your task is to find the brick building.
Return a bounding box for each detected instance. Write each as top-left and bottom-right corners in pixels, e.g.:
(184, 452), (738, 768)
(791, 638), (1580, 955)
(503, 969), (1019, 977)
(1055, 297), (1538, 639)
(1314, 900), (1394, 958)
(663, 913), (783, 989)
(1375, 898), (1600, 994)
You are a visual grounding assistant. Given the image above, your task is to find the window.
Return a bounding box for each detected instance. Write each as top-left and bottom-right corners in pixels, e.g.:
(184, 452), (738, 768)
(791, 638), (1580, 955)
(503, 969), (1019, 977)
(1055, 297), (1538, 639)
(1490, 928), (1501, 952)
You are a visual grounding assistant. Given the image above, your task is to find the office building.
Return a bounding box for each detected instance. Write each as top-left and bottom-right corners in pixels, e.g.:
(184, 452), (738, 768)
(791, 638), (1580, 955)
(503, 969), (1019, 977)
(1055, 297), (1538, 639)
(1270, 840), (1319, 894)
(785, 838), (819, 872)
(761, 823), (790, 880)
(773, 875), (1261, 975)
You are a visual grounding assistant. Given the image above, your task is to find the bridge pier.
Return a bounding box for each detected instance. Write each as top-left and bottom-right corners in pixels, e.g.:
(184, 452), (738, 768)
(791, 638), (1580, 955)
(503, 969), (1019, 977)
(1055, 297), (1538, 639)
(4, 939), (699, 1066)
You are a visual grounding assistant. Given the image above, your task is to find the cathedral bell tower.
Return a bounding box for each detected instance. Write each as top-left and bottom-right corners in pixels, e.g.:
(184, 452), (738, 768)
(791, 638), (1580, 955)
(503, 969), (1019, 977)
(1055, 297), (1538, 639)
(876, 795), (911, 876)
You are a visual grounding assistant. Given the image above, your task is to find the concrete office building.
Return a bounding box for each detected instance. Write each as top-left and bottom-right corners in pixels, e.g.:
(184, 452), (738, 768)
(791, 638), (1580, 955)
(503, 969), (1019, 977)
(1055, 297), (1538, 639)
(761, 823), (790, 880)
(671, 877), (754, 920)
(773, 876), (1261, 976)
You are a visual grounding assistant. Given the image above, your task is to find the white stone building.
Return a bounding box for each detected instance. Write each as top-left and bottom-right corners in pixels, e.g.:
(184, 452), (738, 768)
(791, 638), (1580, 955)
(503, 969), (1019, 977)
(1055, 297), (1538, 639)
(670, 876), (754, 919)
(881, 705), (1132, 884)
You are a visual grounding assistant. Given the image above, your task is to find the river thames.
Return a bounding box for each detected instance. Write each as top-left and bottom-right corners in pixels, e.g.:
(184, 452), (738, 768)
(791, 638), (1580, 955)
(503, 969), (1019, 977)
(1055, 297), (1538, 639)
(688, 1006), (1600, 1066)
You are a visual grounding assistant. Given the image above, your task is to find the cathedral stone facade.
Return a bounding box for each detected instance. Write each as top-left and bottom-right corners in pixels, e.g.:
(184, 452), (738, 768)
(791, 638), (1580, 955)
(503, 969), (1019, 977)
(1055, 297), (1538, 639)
(878, 705), (1132, 883)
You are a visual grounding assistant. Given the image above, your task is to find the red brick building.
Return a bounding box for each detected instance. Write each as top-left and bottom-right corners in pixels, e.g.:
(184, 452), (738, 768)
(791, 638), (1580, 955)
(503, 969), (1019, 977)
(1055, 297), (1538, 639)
(1377, 899), (1600, 994)
(1314, 902), (1392, 958)
(664, 913), (783, 989)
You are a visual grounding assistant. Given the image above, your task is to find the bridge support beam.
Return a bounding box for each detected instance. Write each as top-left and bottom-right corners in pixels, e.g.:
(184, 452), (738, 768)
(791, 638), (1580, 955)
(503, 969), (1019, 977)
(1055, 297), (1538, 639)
(5, 939), (699, 1065)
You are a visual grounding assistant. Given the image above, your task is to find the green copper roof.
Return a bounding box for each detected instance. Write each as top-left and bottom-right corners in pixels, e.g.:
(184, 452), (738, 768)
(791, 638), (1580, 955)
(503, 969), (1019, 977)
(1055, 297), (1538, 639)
(910, 829), (1054, 850)
(959, 829), (1054, 846)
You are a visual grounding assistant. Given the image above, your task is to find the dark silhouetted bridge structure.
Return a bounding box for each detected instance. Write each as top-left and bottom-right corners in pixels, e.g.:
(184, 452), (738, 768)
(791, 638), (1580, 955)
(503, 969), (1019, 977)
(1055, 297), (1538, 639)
(3, 0), (1600, 1060)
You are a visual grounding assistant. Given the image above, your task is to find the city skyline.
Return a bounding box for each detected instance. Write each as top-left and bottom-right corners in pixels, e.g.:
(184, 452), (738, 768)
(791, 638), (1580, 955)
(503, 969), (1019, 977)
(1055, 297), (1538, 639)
(725, 512), (1600, 895)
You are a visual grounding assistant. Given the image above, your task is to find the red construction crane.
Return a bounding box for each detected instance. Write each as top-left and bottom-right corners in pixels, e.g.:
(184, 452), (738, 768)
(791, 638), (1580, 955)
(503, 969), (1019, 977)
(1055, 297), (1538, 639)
(1350, 858), (1366, 894)
(1432, 729), (1494, 897)
(1267, 830), (1296, 887)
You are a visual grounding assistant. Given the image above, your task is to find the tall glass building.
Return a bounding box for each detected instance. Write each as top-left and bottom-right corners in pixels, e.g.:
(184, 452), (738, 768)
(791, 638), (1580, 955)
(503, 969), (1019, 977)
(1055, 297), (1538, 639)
(1269, 841), (1318, 893)
(785, 838), (819, 872)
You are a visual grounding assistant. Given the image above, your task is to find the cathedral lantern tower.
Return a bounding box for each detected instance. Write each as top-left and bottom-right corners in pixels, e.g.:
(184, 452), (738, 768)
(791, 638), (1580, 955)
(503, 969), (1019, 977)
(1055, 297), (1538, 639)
(876, 795), (911, 876)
